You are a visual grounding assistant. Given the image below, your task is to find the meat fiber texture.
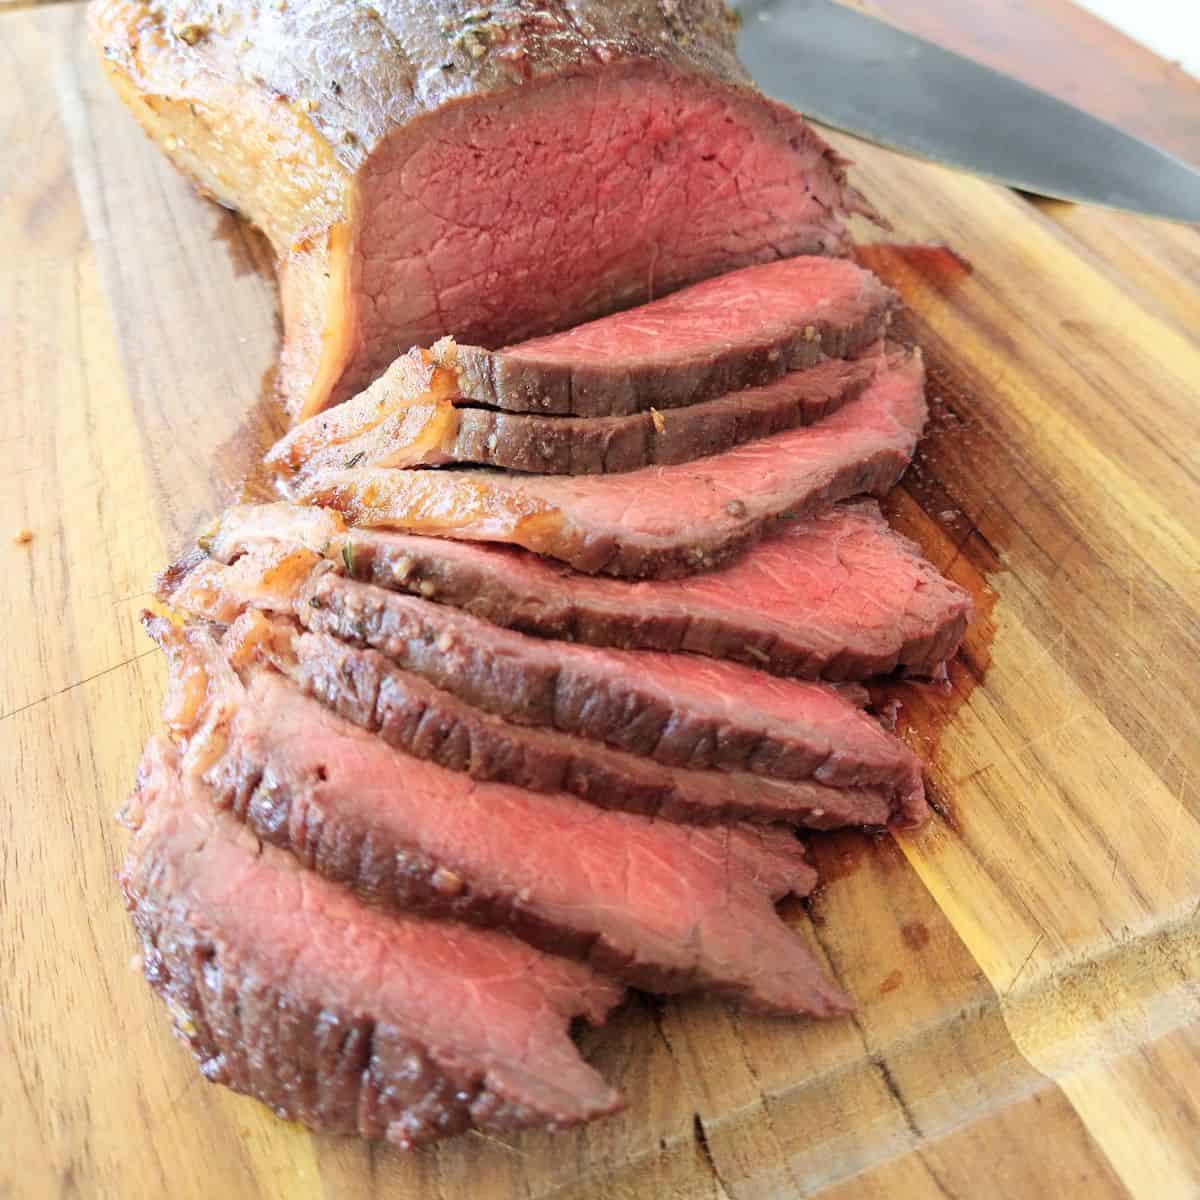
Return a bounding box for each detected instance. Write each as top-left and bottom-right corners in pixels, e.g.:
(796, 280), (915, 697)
(335, 500), (972, 681)
(90, 0), (877, 419)
(299, 575), (923, 796)
(156, 547), (926, 816)
(265, 343), (880, 479)
(193, 490), (970, 686)
(263, 613), (899, 829)
(298, 346), (928, 577)
(146, 617), (849, 1016)
(454, 257), (896, 416)
(160, 545), (903, 824)
(154, 558), (899, 826)
(121, 737), (624, 1149)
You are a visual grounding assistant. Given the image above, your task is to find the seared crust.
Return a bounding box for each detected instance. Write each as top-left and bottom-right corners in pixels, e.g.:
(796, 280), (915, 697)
(122, 738), (625, 1148)
(89, 0), (875, 416)
(94, 0), (789, 174)
(338, 500), (971, 688)
(302, 348), (928, 579)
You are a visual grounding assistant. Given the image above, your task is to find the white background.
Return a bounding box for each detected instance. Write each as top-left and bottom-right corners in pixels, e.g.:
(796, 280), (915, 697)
(1073, 0), (1200, 78)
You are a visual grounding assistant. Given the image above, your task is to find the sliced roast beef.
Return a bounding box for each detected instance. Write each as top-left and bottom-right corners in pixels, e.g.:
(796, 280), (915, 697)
(149, 596), (900, 826)
(149, 620), (849, 1015)
(267, 349), (878, 479)
(449, 358), (872, 471)
(158, 545), (923, 805)
(230, 611), (900, 828)
(296, 572), (920, 794)
(92, 0), (875, 418)
(453, 257), (895, 417)
(121, 737), (624, 1148)
(191, 497), (970, 685)
(336, 501), (972, 680)
(300, 347), (927, 576)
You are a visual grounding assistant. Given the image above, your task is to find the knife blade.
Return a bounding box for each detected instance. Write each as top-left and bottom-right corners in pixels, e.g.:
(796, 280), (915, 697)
(734, 0), (1200, 224)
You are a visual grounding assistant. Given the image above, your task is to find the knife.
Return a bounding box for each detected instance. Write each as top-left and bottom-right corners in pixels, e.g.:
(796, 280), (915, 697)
(734, 0), (1200, 224)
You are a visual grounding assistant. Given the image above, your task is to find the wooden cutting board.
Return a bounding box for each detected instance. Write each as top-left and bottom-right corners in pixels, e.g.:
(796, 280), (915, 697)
(3, 4), (1199, 1197)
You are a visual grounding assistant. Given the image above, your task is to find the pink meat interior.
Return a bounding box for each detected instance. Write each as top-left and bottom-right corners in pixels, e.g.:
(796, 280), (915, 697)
(503, 257), (878, 367)
(349, 65), (849, 398)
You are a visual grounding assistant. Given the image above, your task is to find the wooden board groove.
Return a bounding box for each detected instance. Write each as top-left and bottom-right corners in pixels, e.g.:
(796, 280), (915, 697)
(4, 4), (1199, 1198)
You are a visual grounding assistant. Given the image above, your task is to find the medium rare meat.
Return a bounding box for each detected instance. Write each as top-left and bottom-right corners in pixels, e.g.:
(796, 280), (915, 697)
(158, 549), (924, 805)
(232, 610), (900, 828)
(91, 0), (875, 418)
(150, 619), (850, 1015)
(453, 257), (895, 416)
(266, 348), (878, 479)
(298, 574), (922, 796)
(147, 578), (902, 825)
(300, 347), (927, 576)
(336, 501), (973, 680)
(190, 497), (970, 685)
(122, 738), (624, 1148)
(152, 592), (897, 826)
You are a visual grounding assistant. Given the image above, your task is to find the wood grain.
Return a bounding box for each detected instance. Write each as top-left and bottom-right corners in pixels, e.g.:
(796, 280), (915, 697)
(3, 3), (1199, 1199)
(1027, 199), (1200, 337)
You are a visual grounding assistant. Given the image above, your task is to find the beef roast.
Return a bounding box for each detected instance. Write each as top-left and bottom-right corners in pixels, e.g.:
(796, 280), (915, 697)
(297, 573), (921, 794)
(150, 581), (907, 827)
(190, 495), (970, 685)
(453, 257), (895, 416)
(449, 358), (872, 472)
(122, 737), (624, 1148)
(300, 347), (927, 576)
(92, 0), (874, 418)
(150, 620), (850, 1015)
(336, 501), (972, 680)
(266, 347), (878, 479)
(158, 546), (924, 804)
(237, 611), (900, 828)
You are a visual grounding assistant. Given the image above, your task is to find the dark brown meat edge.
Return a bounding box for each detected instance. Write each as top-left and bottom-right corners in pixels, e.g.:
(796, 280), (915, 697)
(121, 738), (625, 1149)
(453, 262), (895, 418)
(91, 0), (877, 418)
(335, 501), (972, 684)
(142, 584), (901, 826)
(297, 573), (926, 800)
(275, 620), (900, 829)
(435, 353), (879, 473)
